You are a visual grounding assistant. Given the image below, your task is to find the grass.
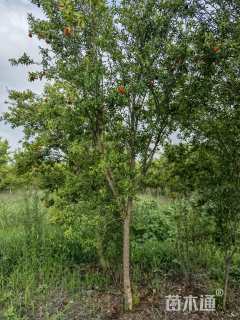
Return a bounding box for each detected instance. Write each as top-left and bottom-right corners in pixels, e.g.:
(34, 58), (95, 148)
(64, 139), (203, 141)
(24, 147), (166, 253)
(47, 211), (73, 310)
(0, 191), (110, 319)
(0, 191), (240, 319)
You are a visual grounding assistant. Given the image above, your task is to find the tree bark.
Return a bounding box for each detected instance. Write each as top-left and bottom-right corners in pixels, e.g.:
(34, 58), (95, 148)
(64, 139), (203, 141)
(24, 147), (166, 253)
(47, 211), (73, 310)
(223, 254), (232, 311)
(123, 198), (133, 311)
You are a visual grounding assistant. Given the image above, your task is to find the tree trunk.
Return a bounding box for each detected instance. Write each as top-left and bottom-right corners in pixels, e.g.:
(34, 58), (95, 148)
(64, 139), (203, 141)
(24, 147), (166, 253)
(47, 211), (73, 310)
(223, 254), (232, 311)
(123, 198), (133, 311)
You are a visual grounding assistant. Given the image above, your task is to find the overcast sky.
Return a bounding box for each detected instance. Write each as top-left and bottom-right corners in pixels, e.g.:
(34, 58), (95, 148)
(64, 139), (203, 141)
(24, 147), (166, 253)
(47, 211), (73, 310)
(0, 0), (45, 150)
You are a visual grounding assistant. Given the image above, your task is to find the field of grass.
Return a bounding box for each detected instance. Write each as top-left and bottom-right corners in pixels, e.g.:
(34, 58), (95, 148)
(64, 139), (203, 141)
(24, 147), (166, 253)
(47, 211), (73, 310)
(0, 191), (240, 319)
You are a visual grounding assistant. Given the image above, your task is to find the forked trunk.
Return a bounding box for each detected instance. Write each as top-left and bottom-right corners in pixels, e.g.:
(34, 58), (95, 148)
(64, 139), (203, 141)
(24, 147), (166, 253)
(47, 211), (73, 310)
(123, 198), (133, 311)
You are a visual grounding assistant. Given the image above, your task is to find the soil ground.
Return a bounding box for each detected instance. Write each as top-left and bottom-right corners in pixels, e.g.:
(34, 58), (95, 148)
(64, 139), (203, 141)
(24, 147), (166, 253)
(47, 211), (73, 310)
(22, 281), (240, 320)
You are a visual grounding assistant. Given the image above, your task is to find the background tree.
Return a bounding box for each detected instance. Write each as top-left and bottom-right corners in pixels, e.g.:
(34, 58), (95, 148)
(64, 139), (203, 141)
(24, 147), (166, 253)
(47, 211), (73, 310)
(173, 1), (240, 309)
(0, 138), (15, 192)
(190, 13), (240, 313)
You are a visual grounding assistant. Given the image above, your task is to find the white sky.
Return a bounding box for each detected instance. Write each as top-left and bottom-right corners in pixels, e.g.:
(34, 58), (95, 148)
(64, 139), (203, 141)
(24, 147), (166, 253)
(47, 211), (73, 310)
(0, 0), (45, 150)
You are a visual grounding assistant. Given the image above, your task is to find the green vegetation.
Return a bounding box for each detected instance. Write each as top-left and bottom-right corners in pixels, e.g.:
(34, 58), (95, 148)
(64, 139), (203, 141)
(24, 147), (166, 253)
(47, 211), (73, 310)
(1, 0), (240, 318)
(1, 191), (240, 319)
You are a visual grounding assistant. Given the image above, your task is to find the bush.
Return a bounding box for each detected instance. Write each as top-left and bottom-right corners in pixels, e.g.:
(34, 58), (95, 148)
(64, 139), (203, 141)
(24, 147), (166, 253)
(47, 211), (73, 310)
(132, 197), (176, 272)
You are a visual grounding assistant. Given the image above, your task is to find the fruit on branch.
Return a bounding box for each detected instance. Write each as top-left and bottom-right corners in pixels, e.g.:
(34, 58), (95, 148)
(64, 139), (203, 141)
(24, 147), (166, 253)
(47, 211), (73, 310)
(64, 26), (73, 37)
(212, 47), (220, 53)
(117, 85), (126, 95)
